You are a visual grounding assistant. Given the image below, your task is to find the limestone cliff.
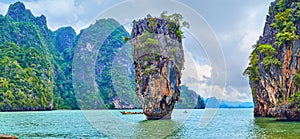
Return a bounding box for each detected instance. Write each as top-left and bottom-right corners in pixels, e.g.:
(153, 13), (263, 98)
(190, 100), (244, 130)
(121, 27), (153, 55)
(0, 2), (55, 111)
(73, 18), (139, 109)
(0, 2), (138, 110)
(130, 15), (185, 119)
(245, 0), (300, 121)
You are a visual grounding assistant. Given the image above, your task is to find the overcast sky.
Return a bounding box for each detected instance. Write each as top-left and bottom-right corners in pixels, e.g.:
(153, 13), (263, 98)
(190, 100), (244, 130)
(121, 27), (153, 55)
(0, 0), (273, 102)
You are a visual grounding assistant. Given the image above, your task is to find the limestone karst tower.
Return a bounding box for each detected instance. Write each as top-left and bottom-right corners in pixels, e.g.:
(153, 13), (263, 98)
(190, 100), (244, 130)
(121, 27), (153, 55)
(130, 14), (185, 119)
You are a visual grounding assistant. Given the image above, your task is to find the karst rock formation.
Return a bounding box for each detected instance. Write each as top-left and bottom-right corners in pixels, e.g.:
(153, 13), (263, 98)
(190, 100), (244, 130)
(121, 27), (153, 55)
(130, 15), (185, 119)
(245, 0), (300, 121)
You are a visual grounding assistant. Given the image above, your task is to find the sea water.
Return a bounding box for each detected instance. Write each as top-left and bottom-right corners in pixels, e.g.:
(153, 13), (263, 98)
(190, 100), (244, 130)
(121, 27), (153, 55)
(0, 109), (299, 138)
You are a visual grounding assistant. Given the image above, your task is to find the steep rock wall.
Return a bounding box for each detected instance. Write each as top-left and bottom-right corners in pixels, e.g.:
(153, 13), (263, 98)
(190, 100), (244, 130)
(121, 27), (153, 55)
(131, 16), (184, 119)
(245, 0), (300, 121)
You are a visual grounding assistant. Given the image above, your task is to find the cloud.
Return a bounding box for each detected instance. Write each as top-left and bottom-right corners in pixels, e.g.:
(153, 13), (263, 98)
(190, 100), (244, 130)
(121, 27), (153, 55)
(224, 86), (252, 102)
(218, 8), (268, 53)
(23, 0), (85, 32)
(0, 0), (122, 33)
(238, 10), (265, 53)
(0, 2), (9, 15)
(179, 0), (273, 102)
(182, 49), (226, 100)
(182, 61), (212, 82)
(185, 83), (251, 102)
(215, 1), (271, 102)
(182, 45), (212, 84)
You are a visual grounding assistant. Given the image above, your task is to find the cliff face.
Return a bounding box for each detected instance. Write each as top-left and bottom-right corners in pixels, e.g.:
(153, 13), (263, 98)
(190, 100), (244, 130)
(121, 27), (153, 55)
(245, 0), (300, 120)
(73, 18), (139, 109)
(52, 27), (78, 109)
(1, 2), (198, 111)
(0, 2), (138, 110)
(0, 2), (55, 111)
(131, 16), (184, 119)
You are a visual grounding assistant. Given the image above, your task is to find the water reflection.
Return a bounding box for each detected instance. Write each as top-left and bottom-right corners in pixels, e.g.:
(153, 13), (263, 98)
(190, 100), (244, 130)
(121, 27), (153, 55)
(83, 109), (190, 138)
(251, 117), (300, 138)
(135, 120), (180, 138)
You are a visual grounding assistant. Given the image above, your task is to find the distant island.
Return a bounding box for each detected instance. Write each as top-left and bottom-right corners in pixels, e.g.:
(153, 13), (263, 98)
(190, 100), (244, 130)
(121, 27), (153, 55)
(205, 97), (253, 108)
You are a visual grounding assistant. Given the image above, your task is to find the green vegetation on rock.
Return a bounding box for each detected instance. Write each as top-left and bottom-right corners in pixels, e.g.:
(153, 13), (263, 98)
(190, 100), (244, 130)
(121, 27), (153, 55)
(0, 2), (56, 111)
(245, 43), (281, 80)
(244, 46), (259, 83)
(73, 18), (139, 109)
(271, 3), (300, 46)
(245, 0), (300, 119)
(0, 35), (54, 111)
(0, 3), (200, 111)
(175, 85), (205, 109)
(52, 27), (78, 109)
(0, 2), (139, 110)
(259, 44), (281, 70)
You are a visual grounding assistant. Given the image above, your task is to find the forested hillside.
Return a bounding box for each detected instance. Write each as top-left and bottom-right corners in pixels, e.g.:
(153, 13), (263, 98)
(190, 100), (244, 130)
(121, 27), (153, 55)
(0, 2), (201, 111)
(0, 2), (55, 110)
(0, 2), (138, 110)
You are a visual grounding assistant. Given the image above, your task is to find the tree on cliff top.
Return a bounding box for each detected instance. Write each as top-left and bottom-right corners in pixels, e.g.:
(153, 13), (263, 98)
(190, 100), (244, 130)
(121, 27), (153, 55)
(160, 11), (190, 41)
(126, 11), (190, 43)
(160, 11), (190, 29)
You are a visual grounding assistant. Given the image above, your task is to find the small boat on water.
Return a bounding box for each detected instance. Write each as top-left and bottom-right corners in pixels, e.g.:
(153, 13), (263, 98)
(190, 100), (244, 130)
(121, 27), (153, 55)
(120, 111), (144, 115)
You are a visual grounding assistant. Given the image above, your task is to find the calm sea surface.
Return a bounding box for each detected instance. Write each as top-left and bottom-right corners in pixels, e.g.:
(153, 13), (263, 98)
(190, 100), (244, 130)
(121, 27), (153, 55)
(0, 109), (299, 138)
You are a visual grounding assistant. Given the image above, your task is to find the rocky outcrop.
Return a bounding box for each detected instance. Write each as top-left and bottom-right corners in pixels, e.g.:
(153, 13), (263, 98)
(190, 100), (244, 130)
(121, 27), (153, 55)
(53, 27), (76, 53)
(0, 134), (18, 139)
(73, 18), (139, 109)
(245, 0), (300, 121)
(130, 16), (184, 119)
(7, 1), (46, 26)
